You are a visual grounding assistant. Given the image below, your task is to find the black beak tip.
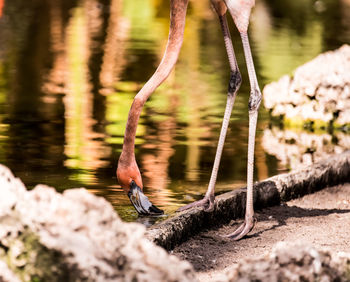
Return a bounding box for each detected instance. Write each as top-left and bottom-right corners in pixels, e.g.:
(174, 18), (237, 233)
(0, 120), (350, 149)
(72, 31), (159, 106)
(128, 181), (164, 216)
(148, 204), (164, 215)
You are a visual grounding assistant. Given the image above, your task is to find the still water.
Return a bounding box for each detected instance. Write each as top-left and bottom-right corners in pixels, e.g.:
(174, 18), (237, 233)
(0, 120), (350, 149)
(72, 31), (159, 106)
(0, 0), (349, 222)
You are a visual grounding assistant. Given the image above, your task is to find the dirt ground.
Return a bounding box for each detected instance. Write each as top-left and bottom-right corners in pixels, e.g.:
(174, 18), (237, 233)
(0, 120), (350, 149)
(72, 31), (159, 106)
(172, 183), (350, 281)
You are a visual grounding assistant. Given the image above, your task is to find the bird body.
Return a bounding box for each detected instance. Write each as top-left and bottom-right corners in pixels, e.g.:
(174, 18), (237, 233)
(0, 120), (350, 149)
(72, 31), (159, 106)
(224, 0), (255, 31)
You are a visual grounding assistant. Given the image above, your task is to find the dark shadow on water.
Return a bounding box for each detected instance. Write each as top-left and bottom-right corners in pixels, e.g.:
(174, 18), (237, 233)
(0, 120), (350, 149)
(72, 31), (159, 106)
(135, 214), (169, 228)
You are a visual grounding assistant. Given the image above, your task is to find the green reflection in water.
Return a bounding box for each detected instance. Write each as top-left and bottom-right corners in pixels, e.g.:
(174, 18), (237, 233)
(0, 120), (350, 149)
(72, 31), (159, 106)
(65, 6), (86, 164)
(105, 89), (145, 148)
(123, 0), (167, 52)
(64, 4), (97, 185)
(252, 11), (323, 82)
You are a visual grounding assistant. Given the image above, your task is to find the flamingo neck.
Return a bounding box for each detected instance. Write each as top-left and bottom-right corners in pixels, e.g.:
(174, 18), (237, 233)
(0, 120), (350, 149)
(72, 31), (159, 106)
(121, 98), (143, 160)
(121, 0), (188, 162)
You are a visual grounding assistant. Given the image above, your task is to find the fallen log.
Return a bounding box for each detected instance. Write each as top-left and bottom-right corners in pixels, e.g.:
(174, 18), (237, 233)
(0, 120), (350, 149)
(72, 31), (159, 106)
(146, 151), (350, 250)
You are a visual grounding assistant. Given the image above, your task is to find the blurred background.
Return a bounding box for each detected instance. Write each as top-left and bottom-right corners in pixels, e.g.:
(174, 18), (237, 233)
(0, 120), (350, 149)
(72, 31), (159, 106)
(0, 0), (349, 222)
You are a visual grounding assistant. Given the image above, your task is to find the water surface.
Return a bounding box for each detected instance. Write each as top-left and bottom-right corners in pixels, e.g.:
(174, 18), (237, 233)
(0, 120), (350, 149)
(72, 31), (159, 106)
(0, 0), (349, 222)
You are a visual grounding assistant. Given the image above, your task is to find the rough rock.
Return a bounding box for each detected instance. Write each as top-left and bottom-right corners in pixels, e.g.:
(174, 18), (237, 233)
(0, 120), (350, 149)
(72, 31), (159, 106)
(0, 260), (21, 282)
(263, 45), (350, 127)
(222, 242), (350, 282)
(262, 127), (350, 170)
(0, 164), (196, 282)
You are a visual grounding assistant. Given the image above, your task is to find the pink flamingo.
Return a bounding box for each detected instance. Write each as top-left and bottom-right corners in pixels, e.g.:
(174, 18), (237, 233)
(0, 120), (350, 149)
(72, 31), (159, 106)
(117, 0), (261, 240)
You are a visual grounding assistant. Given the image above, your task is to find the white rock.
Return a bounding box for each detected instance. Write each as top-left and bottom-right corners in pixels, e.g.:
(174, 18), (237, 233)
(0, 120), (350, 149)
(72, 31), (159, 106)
(263, 45), (350, 125)
(0, 164), (196, 282)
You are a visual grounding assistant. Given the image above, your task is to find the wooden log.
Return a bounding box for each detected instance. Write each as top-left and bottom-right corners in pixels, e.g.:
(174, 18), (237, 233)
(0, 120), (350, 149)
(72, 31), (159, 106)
(146, 151), (350, 250)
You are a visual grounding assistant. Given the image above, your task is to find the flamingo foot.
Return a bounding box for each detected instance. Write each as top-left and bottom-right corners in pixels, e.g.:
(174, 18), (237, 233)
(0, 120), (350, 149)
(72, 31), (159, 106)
(224, 216), (256, 241)
(177, 194), (215, 212)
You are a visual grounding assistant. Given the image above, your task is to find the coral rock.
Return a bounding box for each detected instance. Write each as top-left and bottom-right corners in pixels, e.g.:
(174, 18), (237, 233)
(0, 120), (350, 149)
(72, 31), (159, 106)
(223, 242), (350, 282)
(263, 45), (350, 126)
(0, 164), (196, 282)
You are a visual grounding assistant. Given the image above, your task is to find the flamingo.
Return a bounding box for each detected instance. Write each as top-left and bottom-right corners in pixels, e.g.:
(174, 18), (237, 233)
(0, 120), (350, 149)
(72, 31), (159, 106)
(117, 0), (261, 240)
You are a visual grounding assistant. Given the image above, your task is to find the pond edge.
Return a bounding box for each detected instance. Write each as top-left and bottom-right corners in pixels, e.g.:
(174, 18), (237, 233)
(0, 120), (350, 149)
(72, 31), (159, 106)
(145, 151), (350, 250)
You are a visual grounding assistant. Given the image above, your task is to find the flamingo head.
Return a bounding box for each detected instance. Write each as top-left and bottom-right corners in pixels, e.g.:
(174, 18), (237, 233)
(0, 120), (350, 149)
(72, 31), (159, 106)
(117, 161), (164, 216)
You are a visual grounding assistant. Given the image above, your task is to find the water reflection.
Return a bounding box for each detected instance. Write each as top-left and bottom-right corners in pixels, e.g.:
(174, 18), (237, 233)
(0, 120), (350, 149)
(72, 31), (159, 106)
(0, 0), (349, 222)
(262, 127), (350, 170)
(99, 0), (128, 95)
(63, 0), (111, 183)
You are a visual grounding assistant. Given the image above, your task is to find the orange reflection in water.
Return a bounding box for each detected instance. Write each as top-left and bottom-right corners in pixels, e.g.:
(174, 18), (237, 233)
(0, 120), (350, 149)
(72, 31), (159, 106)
(99, 0), (129, 95)
(0, 0), (3, 18)
(141, 91), (177, 207)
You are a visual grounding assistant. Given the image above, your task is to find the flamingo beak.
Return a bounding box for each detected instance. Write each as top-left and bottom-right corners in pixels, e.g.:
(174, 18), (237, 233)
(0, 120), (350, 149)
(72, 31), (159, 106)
(128, 181), (164, 216)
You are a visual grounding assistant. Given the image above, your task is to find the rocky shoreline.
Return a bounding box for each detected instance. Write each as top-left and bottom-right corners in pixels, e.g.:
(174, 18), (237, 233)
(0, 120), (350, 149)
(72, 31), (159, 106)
(263, 45), (350, 129)
(0, 151), (349, 281)
(0, 164), (195, 281)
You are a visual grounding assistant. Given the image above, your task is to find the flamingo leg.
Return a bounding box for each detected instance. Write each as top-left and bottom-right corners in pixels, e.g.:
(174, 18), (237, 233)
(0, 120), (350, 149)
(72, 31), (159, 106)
(178, 11), (241, 213)
(225, 31), (262, 240)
